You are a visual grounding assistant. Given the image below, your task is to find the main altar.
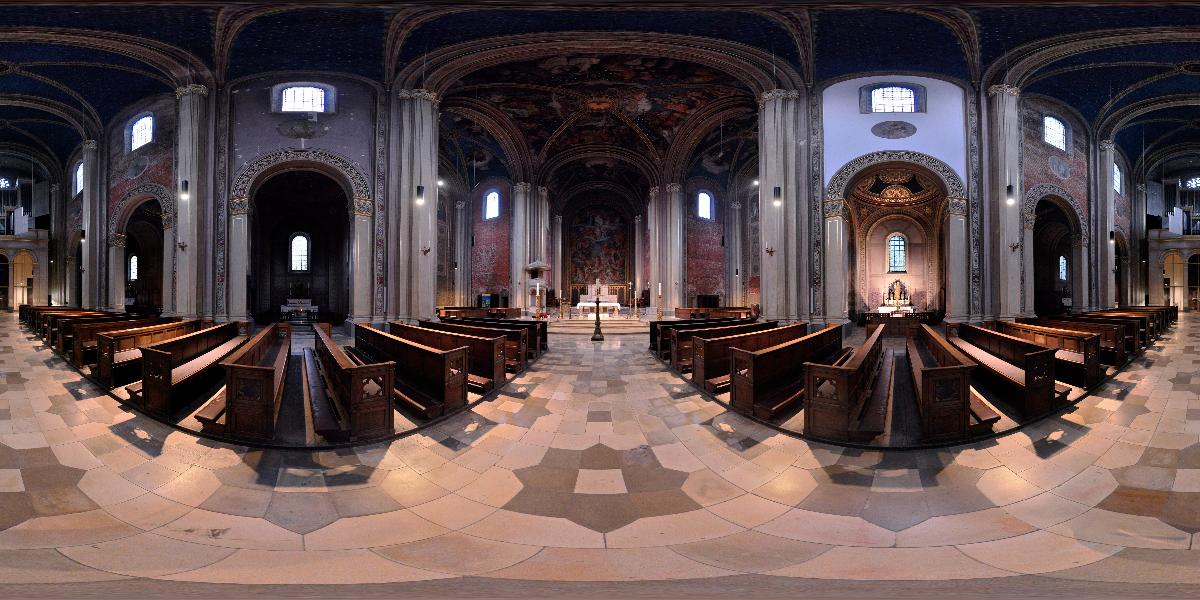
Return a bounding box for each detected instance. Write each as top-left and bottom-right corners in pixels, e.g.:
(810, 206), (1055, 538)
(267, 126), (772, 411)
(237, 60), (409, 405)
(576, 280), (622, 317)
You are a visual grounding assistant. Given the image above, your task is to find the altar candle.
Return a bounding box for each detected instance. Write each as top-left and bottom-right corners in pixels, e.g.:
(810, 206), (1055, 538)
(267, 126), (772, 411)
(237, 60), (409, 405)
(658, 282), (662, 295)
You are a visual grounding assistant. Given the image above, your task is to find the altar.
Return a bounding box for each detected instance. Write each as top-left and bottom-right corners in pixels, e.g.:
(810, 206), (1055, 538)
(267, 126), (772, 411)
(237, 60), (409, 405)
(575, 281), (623, 318)
(281, 298), (318, 322)
(875, 279), (915, 314)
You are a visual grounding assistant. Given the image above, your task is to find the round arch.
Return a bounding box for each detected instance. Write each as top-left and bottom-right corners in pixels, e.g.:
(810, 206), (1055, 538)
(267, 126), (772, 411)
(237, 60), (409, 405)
(109, 183), (175, 234)
(1022, 184), (1088, 245)
(857, 212), (938, 314)
(826, 150), (966, 201)
(229, 147), (371, 216)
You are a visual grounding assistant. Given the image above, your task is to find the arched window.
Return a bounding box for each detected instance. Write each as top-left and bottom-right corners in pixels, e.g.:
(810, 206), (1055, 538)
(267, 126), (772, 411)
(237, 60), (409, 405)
(128, 255), (139, 281)
(870, 86), (916, 113)
(1058, 255), (1068, 282)
(290, 234), (310, 272)
(697, 191), (713, 220)
(1113, 163), (1122, 193)
(1043, 115), (1067, 151)
(74, 162), (83, 195)
(0, 178), (10, 189)
(130, 114), (154, 151)
(887, 234), (907, 273)
(1185, 176), (1200, 190)
(281, 86), (327, 113)
(484, 190), (500, 220)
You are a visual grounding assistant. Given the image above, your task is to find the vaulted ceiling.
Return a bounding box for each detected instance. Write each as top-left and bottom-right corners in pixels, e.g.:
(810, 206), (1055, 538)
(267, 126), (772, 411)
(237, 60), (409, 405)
(0, 1), (1198, 186)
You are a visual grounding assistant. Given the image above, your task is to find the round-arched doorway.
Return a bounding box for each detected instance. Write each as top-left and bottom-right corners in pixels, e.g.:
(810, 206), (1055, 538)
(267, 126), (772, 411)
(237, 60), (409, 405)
(1031, 198), (1082, 316)
(250, 170), (350, 324)
(122, 200), (165, 312)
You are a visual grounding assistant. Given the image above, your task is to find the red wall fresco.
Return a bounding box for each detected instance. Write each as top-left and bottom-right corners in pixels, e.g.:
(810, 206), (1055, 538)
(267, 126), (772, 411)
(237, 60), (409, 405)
(470, 180), (511, 296)
(685, 183), (725, 300)
(106, 95), (176, 227)
(1021, 97), (1089, 224)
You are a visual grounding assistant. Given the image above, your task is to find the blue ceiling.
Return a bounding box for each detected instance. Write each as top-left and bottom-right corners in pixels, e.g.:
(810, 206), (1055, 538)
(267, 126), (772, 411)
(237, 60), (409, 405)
(813, 9), (968, 82)
(227, 8), (390, 81)
(0, 5), (215, 64)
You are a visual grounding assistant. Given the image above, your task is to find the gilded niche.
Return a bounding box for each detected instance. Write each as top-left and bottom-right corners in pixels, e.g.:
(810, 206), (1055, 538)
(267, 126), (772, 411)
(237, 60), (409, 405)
(850, 167), (941, 207)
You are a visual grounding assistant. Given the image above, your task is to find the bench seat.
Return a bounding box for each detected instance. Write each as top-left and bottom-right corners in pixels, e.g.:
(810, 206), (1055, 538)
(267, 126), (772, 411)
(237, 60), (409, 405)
(950, 337), (1071, 399)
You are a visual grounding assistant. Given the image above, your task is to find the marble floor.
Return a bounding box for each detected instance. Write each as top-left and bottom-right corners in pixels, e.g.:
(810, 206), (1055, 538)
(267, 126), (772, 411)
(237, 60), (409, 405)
(2, 311), (1200, 598)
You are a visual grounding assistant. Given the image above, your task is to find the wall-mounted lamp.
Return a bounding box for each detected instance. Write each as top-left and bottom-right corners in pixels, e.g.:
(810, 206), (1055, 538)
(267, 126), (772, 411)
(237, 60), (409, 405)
(772, 186), (782, 208)
(1005, 184), (1015, 206)
(436, 179), (445, 187)
(1109, 230), (1116, 243)
(80, 229), (85, 242)
(179, 179), (190, 201)
(415, 185), (426, 206)
(752, 179), (760, 187)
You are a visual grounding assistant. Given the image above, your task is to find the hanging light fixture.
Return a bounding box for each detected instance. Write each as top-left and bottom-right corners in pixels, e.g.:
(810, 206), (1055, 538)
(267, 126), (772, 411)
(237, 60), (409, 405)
(179, 179), (190, 201)
(1005, 183), (1015, 206)
(772, 186), (782, 207)
(416, 185), (425, 206)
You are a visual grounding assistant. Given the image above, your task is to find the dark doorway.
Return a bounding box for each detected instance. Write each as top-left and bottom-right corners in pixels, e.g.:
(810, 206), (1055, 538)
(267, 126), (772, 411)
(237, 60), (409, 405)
(250, 170), (349, 324)
(72, 243), (82, 307)
(1032, 199), (1076, 316)
(0, 254), (8, 309)
(124, 200), (164, 312)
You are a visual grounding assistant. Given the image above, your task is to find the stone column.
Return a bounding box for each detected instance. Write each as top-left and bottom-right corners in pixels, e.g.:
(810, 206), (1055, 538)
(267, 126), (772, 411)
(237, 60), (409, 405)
(509, 182), (530, 311)
(987, 84), (1022, 320)
(1072, 233), (1089, 311)
(946, 197), (970, 321)
(1134, 183), (1147, 304)
(726, 201), (743, 306)
(1098, 140), (1117, 308)
(822, 199), (850, 323)
(646, 187), (660, 312)
(107, 233), (127, 311)
(664, 183), (685, 311)
(633, 214), (644, 303)
(174, 84), (208, 318)
(454, 200), (471, 306)
(758, 89), (806, 322)
(349, 198), (373, 321)
(80, 139), (98, 309)
(1148, 249), (1164, 306)
(226, 198), (249, 321)
(552, 213), (563, 296)
(393, 89), (439, 321)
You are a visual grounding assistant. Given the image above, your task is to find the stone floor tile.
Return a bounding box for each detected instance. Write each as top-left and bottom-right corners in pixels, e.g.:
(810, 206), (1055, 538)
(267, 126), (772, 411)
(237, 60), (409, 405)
(769, 545), (1014, 580)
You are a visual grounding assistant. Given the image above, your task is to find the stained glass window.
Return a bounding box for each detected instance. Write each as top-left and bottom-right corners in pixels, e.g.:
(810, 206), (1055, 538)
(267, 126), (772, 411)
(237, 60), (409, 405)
(1043, 116), (1066, 150)
(887, 234), (906, 273)
(290, 234), (309, 271)
(0, 178), (10, 189)
(130, 115), (153, 150)
(1185, 177), (1200, 189)
(871, 86), (916, 113)
(1059, 255), (1068, 282)
(129, 255), (139, 281)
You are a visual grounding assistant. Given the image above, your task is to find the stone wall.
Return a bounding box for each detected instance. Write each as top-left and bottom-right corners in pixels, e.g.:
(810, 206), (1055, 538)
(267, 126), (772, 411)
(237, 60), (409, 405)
(1020, 96), (1089, 224)
(685, 179), (725, 301)
(106, 94), (176, 228)
(470, 178), (511, 297)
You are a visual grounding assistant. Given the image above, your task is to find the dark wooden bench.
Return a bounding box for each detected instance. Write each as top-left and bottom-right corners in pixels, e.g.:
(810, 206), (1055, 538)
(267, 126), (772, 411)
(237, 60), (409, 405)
(674, 307), (753, 319)
(126, 322), (250, 418)
(947, 323), (1067, 419)
(449, 317), (547, 356)
(730, 324), (847, 420)
(989, 321), (1102, 388)
(670, 321), (778, 372)
(353, 324), (467, 420)
(56, 314), (143, 354)
(306, 324), (396, 442)
(692, 322), (810, 393)
(71, 317), (172, 366)
(804, 325), (890, 443)
(194, 323), (290, 440)
(656, 318), (757, 361)
(420, 320), (527, 372)
(648, 317), (742, 352)
(38, 310), (108, 338)
(95, 320), (206, 387)
(390, 321), (505, 393)
(1117, 306), (1174, 327)
(1018, 318), (1127, 366)
(21, 305), (78, 326)
(1051, 314), (1142, 352)
(1089, 311), (1157, 339)
(907, 324), (997, 441)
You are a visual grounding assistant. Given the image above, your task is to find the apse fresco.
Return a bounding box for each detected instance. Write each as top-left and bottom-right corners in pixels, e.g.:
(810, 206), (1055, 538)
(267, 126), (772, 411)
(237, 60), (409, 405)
(569, 205), (628, 285)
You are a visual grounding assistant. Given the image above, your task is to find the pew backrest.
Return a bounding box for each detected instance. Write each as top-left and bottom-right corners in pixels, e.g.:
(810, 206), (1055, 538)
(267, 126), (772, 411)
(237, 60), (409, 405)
(220, 323), (291, 440)
(354, 324), (468, 414)
(314, 324), (395, 440)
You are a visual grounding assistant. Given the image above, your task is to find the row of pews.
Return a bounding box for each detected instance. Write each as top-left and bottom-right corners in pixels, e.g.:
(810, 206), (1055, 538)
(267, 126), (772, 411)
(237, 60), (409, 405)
(653, 304), (1174, 446)
(21, 305), (547, 445)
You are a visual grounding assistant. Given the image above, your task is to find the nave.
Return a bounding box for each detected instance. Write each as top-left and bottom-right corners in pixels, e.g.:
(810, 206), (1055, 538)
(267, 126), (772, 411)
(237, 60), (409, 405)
(1, 309), (1199, 596)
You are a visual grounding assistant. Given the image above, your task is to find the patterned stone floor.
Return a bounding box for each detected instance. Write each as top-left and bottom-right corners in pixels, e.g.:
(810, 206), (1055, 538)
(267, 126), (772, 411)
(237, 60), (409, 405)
(2, 311), (1200, 597)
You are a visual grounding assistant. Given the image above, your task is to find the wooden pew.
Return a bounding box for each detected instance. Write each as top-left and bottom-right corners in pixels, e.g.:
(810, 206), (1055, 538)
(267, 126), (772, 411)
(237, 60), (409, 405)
(730, 324), (847, 420)
(38, 310), (108, 338)
(303, 324), (395, 442)
(1018, 318), (1126, 367)
(127, 322), (250, 418)
(71, 317), (172, 366)
(804, 325), (890, 442)
(419, 319), (527, 372)
(656, 318), (756, 361)
(674, 307), (753, 319)
(988, 321), (1103, 388)
(21, 305), (77, 326)
(353, 324), (467, 419)
(449, 317), (547, 356)
(692, 322), (810, 393)
(1111, 306), (1173, 330)
(648, 317), (742, 352)
(390, 321), (505, 393)
(669, 321), (778, 372)
(194, 323), (290, 440)
(96, 320), (205, 388)
(56, 314), (143, 354)
(906, 324), (996, 442)
(1050, 314), (1142, 352)
(947, 323), (1067, 419)
(1089, 310), (1158, 339)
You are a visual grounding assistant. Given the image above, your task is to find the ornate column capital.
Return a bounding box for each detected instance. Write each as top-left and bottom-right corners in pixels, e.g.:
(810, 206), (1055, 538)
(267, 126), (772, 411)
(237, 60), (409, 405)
(1022, 210), (1037, 230)
(350, 196), (372, 218)
(81, 139), (98, 151)
(665, 183), (683, 194)
(108, 233), (127, 248)
(822, 199), (849, 220)
(229, 196), (250, 216)
(946, 197), (968, 217)
(730, 200), (743, 210)
(648, 186), (659, 200)
(1099, 139), (1116, 152)
(175, 83), (209, 98)
(634, 214), (642, 223)
(537, 185), (548, 196)
(1137, 183), (1147, 193)
(397, 88), (439, 106)
(161, 209), (176, 229)
(49, 183), (60, 196)
(987, 84), (1020, 98)
(759, 89), (800, 108)
(512, 182), (532, 194)
(455, 200), (467, 210)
